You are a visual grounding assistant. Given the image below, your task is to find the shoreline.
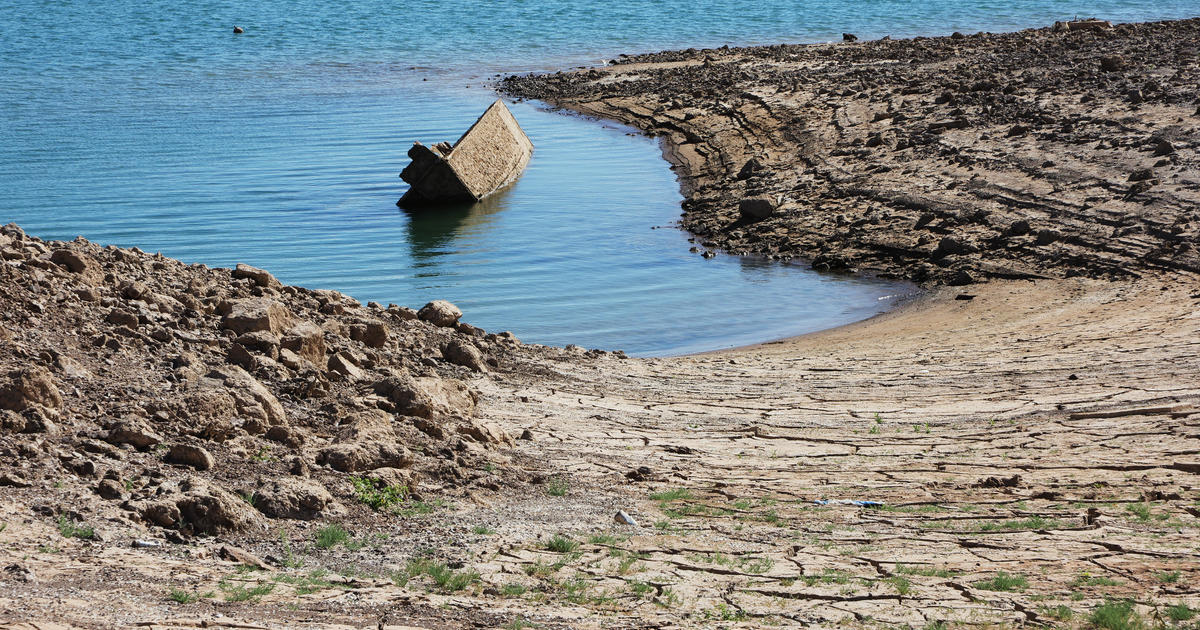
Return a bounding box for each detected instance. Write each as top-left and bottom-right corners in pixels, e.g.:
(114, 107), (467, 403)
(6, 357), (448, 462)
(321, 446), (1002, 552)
(2, 17), (1199, 629)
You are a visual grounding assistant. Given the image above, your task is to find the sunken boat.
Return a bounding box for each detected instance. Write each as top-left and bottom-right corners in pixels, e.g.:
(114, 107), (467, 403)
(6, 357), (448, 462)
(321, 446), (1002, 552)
(397, 100), (534, 209)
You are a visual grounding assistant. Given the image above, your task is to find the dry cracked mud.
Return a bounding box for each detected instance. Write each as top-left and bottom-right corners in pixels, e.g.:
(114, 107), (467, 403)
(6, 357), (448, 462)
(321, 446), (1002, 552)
(3, 17), (1200, 630)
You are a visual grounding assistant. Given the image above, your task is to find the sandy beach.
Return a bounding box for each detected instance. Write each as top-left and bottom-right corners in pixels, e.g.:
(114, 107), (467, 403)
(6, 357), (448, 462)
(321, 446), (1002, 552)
(2, 18), (1199, 630)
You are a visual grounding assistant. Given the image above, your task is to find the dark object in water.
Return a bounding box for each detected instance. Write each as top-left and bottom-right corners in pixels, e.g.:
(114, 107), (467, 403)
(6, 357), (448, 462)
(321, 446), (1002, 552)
(398, 100), (533, 209)
(233, 26), (244, 34)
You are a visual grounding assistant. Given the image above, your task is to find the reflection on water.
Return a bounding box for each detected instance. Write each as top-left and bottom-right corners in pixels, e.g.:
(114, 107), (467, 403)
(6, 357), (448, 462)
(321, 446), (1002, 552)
(403, 191), (508, 265)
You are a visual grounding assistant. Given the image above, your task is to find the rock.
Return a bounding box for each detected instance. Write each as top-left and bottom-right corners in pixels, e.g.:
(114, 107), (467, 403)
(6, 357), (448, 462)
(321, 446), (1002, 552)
(280, 321), (326, 365)
(4, 563), (36, 583)
(327, 352), (365, 379)
(1035, 229), (1061, 246)
(1099, 56), (1125, 72)
(317, 410), (414, 472)
(0, 410), (26, 433)
(932, 237), (978, 258)
(0, 366), (62, 412)
(950, 31), (965, 39)
(105, 308), (139, 330)
(231, 263), (280, 288)
(444, 339), (488, 372)
(736, 158), (764, 180)
(1129, 168), (1155, 182)
(842, 33), (858, 42)
(974, 474), (1021, 488)
(1152, 139), (1176, 156)
(0, 472), (32, 488)
(614, 510), (638, 526)
(235, 331), (280, 358)
(165, 444), (215, 471)
(204, 365), (287, 427)
(221, 298), (295, 335)
(457, 420), (513, 446)
(947, 270), (975, 286)
(218, 545), (270, 571)
(140, 501), (182, 528)
(106, 418), (164, 449)
(373, 374), (436, 418)
(176, 478), (261, 534)
(49, 249), (98, 278)
(738, 197), (775, 221)
(252, 478), (335, 520)
(519, 429), (534, 441)
(418, 300), (462, 327)
(350, 321), (389, 348)
(96, 479), (126, 500)
(1007, 219), (1032, 236)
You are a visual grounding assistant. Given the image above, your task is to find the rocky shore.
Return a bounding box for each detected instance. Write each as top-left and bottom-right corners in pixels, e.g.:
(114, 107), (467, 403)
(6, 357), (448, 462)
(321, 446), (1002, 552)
(2, 18), (1199, 630)
(502, 18), (1200, 285)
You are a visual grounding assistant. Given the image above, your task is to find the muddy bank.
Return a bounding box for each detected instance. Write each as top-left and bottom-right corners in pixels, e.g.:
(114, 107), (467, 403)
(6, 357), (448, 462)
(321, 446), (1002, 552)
(502, 18), (1200, 285)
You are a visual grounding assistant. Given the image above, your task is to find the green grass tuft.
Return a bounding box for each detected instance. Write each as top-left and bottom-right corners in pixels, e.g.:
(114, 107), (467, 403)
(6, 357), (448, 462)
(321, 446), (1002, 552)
(350, 476), (408, 511)
(971, 571), (1028, 592)
(314, 524), (351, 550)
(545, 534), (579, 553)
(56, 515), (94, 539)
(1089, 600), (1143, 630)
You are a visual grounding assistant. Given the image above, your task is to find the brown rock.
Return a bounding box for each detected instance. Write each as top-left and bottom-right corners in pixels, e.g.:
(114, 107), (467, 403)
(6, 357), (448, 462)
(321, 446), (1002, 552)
(739, 197), (776, 221)
(50, 249), (99, 278)
(96, 479), (126, 500)
(231, 263), (281, 289)
(218, 545), (270, 570)
(418, 300), (462, 327)
(140, 501), (181, 528)
(175, 478), (261, 534)
(253, 478), (335, 520)
(373, 374), (436, 418)
(165, 444), (215, 471)
(105, 418), (164, 449)
(221, 298), (295, 335)
(444, 338), (488, 372)
(0, 366), (62, 412)
(280, 321), (326, 365)
(328, 352), (365, 380)
(351, 320), (389, 348)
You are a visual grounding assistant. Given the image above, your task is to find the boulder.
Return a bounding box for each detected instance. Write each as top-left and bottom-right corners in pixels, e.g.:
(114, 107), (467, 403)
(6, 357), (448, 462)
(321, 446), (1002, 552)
(105, 417), (164, 449)
(253, 478), (335, 520)
(0, 366), (62, 412)
(350, 321), (389, 348)
(373, 374), (437, 418)
(50, 249), (99, 281)
(204, 365), (287, 427)
(175, 478), (261, 535)
(457, 420), (513, 447)
(317, 409), (414, 472)
(932, 237), (978, 258)
(231, 263), (281, 289)
(328, 352), (365, 380)
(738, 197), (776, 221)
(221, 298), (295, 335)
(105, 308), (140, 330)
(418, 300), (462, 327)
(444, 339), (488, 372)
(165, 444), (215, 471)
(280, 321), (326, 365)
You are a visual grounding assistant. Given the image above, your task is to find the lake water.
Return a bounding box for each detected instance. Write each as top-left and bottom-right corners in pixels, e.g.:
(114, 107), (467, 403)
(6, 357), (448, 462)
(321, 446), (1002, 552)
(1, 1), (1193, 355)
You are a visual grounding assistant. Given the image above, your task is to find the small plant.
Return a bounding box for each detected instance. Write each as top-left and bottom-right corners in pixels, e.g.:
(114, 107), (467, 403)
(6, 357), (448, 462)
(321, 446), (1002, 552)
(0, 522), (7, 534)
(504, 619), (538, 630)
(1125, 503), (1151, 522)
(350, 476), (407, 511)
(279, 528), (303, 568)
(1089, 600), (1142, 630)
(887, 575), (911, 596)
(895, 564), (955, 578)
(167, 588), (200, 604)
(628, 580), (654, 598)
(971, 571), (1028, 592)
(545, 475), (569, 497)
(56, 515), (94, 539)
(587, 532), (625, 545)
(501, 582), (528, 597)
(221, 580), (275, 602)
(472, 525), (495, 535)
(1156, 570), (1181, 584)
(239, 491), (257, 507)
(1167, 603), (1195, 622)
(923, 622), (948, 630)
(650, 488), (693, 502)
(1072, 573), (1122, 587)
(251, 445), (274, 462)
(1039, 605), (1073, 621)
(314, 524), (351, 550)
(545, 534), (579, 553)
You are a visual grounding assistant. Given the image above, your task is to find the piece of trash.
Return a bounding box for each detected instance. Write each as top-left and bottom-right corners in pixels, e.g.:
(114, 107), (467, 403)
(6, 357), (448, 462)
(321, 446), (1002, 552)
(132, 539), (162, 548)
(614, 510), (639, 526)
(397, 99), (533, 208)
(813, 499), (885, 507)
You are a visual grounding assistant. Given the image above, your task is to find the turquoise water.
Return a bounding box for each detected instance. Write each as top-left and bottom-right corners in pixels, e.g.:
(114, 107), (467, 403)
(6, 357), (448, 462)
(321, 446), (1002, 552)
(1, 1), (1193, 355)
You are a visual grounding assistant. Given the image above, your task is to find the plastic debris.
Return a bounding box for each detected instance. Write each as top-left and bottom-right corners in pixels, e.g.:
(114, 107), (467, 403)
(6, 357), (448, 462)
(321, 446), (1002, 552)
(813, 499), (884, 507)
(614, 510), (639, 526)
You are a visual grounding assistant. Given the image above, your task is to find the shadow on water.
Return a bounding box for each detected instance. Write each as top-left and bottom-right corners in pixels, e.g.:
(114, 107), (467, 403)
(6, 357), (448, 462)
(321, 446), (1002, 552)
(400, 188), (510, 267)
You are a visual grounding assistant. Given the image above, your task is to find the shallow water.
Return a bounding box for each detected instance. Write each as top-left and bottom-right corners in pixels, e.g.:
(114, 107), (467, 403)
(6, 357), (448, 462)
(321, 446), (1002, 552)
(1, 1), (1193, 354)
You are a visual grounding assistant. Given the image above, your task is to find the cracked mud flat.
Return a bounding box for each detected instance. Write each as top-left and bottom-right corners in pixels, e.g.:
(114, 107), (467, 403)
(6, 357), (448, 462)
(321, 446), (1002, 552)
(3, 18), (1200, 630)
